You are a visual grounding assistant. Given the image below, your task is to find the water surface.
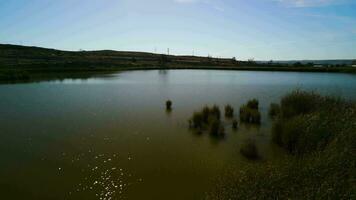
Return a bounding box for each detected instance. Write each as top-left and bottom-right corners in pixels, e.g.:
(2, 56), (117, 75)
(1, 70), (356, 199)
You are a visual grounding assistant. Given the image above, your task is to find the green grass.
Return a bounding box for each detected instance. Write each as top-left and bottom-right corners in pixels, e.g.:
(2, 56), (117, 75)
(207, 91), (356, 199)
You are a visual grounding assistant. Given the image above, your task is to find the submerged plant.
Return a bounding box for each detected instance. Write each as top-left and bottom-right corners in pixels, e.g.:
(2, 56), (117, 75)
(240, 139), (259, 160)
(239, 100), (261, 124)
(189, 105), (224, 137)
(232, 119), (238, 130)
(211, 105), (221, 120)
(269, 103), (280, 118)
(247, 99), (259, 110)
(210, 118), (224, 136)
(166, 100), (172, 110)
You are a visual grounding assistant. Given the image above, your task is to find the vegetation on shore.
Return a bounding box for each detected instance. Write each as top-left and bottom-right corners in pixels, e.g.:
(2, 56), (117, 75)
(207, 90), (356, 199)
(1, 44), (356, 83)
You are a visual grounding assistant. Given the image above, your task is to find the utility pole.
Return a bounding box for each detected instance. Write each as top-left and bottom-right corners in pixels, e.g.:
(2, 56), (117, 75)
(167, 48), (170, 55)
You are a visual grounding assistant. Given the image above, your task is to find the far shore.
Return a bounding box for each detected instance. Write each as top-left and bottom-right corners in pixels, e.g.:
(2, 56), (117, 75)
(1, 44), (355, 84)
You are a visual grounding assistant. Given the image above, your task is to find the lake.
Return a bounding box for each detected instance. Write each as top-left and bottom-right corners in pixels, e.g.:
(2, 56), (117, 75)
(1, 70), (356, 200)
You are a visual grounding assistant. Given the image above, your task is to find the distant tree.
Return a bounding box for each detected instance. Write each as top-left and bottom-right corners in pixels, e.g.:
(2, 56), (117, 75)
(131, 57), (137, 63)
(306, 62), (314, 67)
(247, 58), (256, 65)
(293, 62), (303, 67)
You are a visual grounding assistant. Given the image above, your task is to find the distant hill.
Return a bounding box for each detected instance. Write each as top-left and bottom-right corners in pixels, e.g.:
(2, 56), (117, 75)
(1, 44), (355, 83)
(258, 60), (355, 66)
(0, 44), (240, 69)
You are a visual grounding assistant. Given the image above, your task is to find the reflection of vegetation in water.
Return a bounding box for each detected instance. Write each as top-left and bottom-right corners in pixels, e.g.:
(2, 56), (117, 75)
(207, 90), (356, 199)
(239, 99), (261, 124)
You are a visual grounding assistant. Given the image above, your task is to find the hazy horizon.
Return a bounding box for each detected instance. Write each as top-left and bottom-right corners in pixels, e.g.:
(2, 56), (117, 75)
(1, 0), (356, 60)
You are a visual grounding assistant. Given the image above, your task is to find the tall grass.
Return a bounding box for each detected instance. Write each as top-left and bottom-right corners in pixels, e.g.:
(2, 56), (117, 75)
(239, 99), (261, 124)
(207, 90), (356, 199)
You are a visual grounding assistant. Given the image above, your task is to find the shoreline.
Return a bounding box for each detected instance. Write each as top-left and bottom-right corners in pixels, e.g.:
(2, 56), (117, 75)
(1, 65), (356, 84)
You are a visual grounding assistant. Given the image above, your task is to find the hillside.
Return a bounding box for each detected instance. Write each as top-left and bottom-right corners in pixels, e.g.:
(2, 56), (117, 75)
(1, 44), (355, 83)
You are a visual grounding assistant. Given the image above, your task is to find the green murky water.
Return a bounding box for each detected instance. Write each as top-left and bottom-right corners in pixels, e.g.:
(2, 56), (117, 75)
(1, 70), (356, 199)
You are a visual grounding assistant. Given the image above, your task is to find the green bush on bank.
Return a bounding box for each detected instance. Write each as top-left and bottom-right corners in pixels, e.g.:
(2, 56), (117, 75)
(207, 91), (356, 199)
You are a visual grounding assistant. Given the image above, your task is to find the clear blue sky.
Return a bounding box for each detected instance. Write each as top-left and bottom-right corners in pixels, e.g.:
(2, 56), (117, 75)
(1, 0), (355, 60)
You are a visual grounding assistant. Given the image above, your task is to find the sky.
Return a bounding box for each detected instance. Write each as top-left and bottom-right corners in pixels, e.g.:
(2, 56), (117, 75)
(1, 0), (355, 60)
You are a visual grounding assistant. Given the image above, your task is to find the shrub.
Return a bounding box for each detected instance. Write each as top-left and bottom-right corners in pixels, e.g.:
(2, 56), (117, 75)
(280, 90), (321, 118)
(210, 118), (224, 136)
(202, 106), (211, 123)
(247, 99), (259, 110)
(239, 105), (261, 124)
(191, 112), (204, 129)
(269, 103), (280, 118)
(211, 105), (221, 120)
(224, 105), (234, 118)
(166, 100), (172, 110)
(232, 119), (238, 130)
(272, 90), (347, 155)
(240, 139), (259, 160)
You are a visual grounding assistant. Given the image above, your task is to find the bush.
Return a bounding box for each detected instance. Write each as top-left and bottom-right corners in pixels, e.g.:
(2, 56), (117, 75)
(240, 139), (259, 160)
(224, 105), (234, 118)
(232, 119), (238, 130)
(207, 91), (356, 199)
(239, 105), (261, 124)
(269, 103), (280, 118)
(189, 105), (222, 133)
(191, 112), (204, 129)
(272, 90), (347, 155)
(166, 100), (172, 110)
(210, 118), (224, 136)
(280, 90), (321, 118)
(211, 105), (221, 120)
(247, 99), (259, 110)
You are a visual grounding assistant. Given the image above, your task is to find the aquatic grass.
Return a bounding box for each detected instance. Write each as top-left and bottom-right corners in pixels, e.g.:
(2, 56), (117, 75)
(247, 99), (259, 110)
(207, 91), (356, 199)
(224, 104), (234, 118)
(232, 119), (238, 130)
(272, 90), (347, 155)
(268, 103), (280, 118)
(239, 103), (261, 124)
(166, 100), (172, 110)
(209, 118), (224, 137)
